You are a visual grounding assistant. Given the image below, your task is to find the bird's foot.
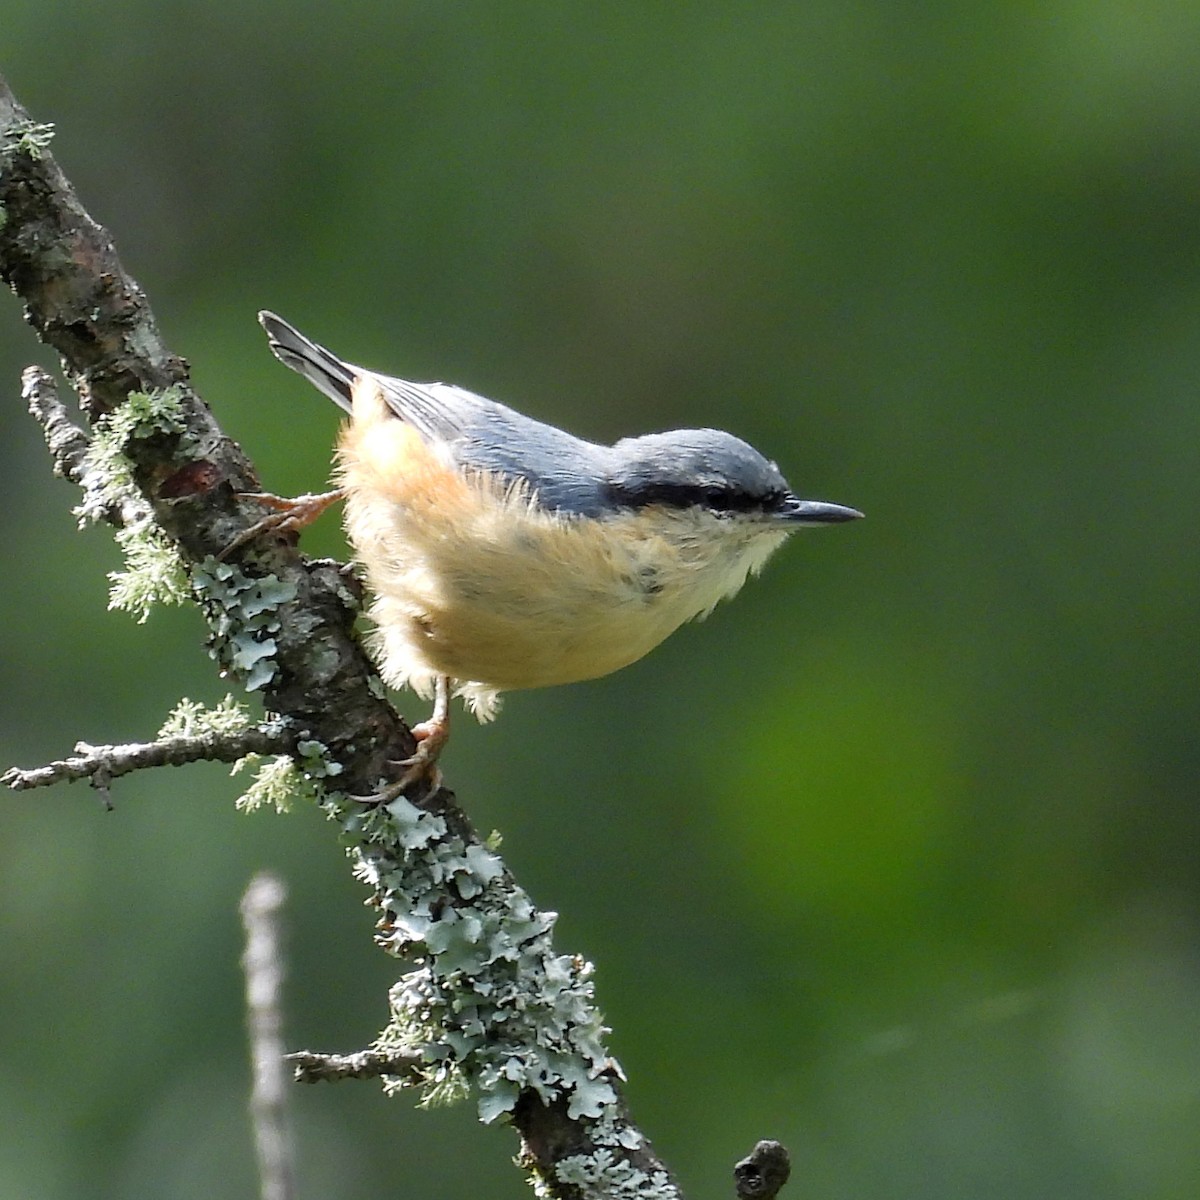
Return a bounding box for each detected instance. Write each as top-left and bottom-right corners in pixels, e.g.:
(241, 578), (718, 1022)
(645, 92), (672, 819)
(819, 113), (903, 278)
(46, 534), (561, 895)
(219, 487), (346, 559)
(365, 677), (453, 803)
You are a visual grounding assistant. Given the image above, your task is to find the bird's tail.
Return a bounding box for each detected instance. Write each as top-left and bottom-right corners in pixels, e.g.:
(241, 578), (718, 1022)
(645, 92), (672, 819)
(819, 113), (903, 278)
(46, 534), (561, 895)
(258, 311), (355, 413)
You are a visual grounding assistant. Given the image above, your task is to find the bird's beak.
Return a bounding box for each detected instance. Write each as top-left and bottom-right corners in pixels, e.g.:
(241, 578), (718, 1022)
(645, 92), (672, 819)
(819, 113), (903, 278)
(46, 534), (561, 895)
(777, 497), (864, 525)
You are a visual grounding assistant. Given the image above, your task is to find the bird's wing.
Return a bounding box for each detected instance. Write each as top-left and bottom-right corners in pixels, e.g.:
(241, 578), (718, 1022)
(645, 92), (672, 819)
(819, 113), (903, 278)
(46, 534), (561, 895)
(386, 378), (613, 516)
(260, 311), (612, 516)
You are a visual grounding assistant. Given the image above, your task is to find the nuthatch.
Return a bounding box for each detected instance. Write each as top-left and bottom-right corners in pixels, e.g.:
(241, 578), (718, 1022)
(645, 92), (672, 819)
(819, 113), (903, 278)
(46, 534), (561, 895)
(256, 311), (861, 787)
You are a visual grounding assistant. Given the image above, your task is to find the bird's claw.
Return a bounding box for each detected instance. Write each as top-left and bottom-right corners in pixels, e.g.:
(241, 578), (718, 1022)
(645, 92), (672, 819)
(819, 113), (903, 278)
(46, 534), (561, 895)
(373, 750), (444, 804)
(219, 488), (346, 559)
(351, 676), (452, 804)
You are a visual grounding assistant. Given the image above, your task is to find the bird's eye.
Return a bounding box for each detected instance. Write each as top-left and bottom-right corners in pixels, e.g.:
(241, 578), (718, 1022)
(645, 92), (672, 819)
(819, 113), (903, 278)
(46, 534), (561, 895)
(702, 486), (768, 515)
(604, 478), (767, 515)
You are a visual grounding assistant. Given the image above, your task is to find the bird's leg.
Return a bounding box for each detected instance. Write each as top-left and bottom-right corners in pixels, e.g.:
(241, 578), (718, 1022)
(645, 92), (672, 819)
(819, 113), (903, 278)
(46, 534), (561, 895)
(409, 675), (453, 760)
(373, 676), (453, 801)
(219, 487), (347, 559)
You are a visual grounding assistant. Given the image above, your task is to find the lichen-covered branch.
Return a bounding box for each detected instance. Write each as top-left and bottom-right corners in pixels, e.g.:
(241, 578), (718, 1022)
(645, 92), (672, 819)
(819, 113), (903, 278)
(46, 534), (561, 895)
(1, 724), (293, 796)
(23, 365), (93, 484)
(0, 77), (412, 775)
(288, 1047), (425, 1085)
(1, 75), (788, 1200)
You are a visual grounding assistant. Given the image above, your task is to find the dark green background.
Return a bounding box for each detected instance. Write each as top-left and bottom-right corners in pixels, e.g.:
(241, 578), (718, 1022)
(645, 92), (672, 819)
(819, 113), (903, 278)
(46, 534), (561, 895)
(3, 5), (1199, 1198)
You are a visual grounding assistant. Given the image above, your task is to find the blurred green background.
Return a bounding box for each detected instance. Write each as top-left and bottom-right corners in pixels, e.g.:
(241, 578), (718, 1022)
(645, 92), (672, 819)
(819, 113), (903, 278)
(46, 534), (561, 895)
(3, 4), (1200, 1198)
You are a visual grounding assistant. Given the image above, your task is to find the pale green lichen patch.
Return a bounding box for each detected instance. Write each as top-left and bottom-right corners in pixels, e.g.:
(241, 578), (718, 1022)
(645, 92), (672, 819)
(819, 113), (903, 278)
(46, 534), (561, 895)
(554, 1142), (679, 1200)
(110, 385), (186, 437)
(232, 754), (304, 813)
(156, 696), (342, 813)
(159, 694), (253, 739)
(108, 522), (189, 622)
(546, 1112), (677, 1199)
(235, 736), (343, 812)
(70, 388), (192, 622)
(3, 119), (56, 159)
(192, 558), (297, 692)
(340, 792), (624, 1132)
(74, 387), (190, 526)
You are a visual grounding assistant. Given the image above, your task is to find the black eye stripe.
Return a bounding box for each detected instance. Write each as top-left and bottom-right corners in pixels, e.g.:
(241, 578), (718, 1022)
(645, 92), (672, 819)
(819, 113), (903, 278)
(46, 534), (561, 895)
(604, 480), (783, 514)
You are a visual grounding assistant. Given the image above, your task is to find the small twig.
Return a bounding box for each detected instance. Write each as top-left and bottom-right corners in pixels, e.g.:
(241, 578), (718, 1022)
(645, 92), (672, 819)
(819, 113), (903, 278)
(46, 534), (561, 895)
(733, 1141), (791, 1200)
(22, 365), (91, 482)
(3, 725), (295, 800)
(241, 872), (295, 1200)
(287, 1047), (425, 1085)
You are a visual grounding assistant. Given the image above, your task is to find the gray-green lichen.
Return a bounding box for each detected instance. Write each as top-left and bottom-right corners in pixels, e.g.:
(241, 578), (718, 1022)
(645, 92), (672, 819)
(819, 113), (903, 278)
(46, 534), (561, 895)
(74, 386), (189, 525)
(345, 792), (624, 1130)
(552, 1148), (678, 1200)
(234, 737), (342, 813)
(551, 1112), (678, 1200)
(157, 695), (342, 812)
(73, 387), (192, 621)
(191, 558), (298, 692)
(3, 119), (56, 160)
(524, 1111), (678, 1200)
(158, 694), (254, 740)
(108, 522), (190, 622)
(232, 754), (305, 813)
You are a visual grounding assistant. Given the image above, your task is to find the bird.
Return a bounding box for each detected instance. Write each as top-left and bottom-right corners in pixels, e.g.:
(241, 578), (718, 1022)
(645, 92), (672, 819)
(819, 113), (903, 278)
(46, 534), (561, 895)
(254, 310), (862, 790)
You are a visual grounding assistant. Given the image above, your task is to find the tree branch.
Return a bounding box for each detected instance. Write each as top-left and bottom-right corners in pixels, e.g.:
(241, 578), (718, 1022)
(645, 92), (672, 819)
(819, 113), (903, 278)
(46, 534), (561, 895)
(22, 364), (91, 481)
(1, 76), (789, 1200)
(287, 1047), (425, 1086)
(733, 1142), (791, 1200)
(2, 724), (293, 799)
(242, 873), (297, 1200)
(0, 80), (412, 774)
